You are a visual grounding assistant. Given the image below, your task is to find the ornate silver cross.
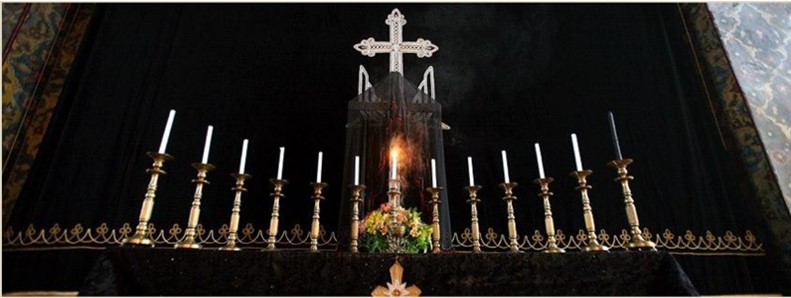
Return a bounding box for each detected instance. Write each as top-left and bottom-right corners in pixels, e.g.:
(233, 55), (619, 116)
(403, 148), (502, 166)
(353, 9), (439, 74)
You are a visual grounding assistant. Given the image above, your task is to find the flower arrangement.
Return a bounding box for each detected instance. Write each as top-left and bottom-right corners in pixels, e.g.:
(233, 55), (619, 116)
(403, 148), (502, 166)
(360, 203), (432, 253)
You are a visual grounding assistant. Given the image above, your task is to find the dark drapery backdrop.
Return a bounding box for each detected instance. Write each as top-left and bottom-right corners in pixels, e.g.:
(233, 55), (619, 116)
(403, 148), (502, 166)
(5, 4), (782, 294)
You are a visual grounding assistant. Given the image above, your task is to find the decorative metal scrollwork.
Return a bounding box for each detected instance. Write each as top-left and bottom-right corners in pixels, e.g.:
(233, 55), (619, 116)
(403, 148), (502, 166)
(3, 223), (764, 256)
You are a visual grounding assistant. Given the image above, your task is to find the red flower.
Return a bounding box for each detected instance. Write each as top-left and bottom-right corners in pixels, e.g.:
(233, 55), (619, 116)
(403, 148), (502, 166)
(380, 203), (392, 213)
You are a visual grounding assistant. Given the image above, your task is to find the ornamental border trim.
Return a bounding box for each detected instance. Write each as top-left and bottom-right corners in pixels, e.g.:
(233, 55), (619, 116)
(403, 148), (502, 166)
(3, 223), (764, 255)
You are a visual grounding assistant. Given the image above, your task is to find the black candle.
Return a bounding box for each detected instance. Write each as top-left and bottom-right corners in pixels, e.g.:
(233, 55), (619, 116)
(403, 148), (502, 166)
(608, 111), (623, 160)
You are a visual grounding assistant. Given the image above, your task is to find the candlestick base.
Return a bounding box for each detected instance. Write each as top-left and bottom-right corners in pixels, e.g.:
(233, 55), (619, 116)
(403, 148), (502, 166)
(583, 241), (610, 252)
(627, 237), (657, 250)
(544, 245), (566, 254)
(174, 241), (202, 249)
(124, 235), (155, 247)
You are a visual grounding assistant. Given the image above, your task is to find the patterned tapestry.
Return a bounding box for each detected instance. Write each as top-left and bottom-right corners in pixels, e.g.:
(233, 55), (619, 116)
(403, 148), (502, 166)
(2, 3), (28, 50)
(1, 3), (96, 225)
(707, 3), (791, 214)
(679, 2), (791, 289)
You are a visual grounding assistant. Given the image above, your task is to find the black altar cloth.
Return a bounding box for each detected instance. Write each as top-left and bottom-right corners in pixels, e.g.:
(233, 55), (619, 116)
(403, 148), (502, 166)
(79, 247), (697, 296)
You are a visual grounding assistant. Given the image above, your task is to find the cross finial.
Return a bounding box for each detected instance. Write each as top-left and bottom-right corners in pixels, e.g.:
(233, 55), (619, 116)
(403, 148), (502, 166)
(353, 9), (439, 74)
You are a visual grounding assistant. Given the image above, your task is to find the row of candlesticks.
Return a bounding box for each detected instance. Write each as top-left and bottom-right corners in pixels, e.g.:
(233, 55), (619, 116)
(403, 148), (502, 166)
(122, 109), (657, 253)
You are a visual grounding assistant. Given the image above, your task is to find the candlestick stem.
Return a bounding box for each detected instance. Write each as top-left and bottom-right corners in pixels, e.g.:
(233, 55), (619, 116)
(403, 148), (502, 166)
(220, 173), (251, 251)
(123, 152), (173, 246)
(309, 182), (328, 252)
(608, 159), (656, 251)
(534, 178), (565, 253)
(465, 185), (482, 253)
(571, 170), (609, 252)
(175, 162), (215, 249)
(388, 179), (402, 209)
(386, 179), (406, 253)
(267, 178), (288, 250)
(499, 182), (520, 253)
(349, 184), (366, 253)
(426, 187), (444, 253)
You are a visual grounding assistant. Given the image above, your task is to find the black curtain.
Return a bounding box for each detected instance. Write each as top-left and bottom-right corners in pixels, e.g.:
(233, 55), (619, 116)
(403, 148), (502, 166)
(5, 4), (781, 294)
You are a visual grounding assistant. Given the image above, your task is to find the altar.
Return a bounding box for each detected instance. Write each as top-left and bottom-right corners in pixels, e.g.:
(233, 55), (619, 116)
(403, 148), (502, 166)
(79, 247), (698, 296)
(6, 4), (786, 295)
(79, 8), (697, 296)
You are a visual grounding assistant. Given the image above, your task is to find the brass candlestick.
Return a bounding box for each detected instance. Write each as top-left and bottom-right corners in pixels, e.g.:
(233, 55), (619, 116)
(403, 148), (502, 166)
(465, 185), (482, 253)
(499, 182), (520, 253)
(220, 173), (251, 251)
(349, 184), (365, 253)
(426, 186), (443, 253)
(608, 159), (656, 251)
(123, 151), (174, 246)
(534, 177), (564, 253)
(571, 170), (609, 252)
(267, 178), (288, 251)
(386, 179), (406, 253)
(309, 182), (328, 252)
(175, 162), (215, 249)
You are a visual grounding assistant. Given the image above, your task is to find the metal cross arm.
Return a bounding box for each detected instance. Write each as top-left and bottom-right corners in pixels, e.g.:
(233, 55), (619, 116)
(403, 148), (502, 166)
(354, 38), (438, 58)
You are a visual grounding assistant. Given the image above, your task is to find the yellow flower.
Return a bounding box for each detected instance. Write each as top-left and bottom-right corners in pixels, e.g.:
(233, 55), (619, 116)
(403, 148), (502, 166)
(410, 226), (419, 237)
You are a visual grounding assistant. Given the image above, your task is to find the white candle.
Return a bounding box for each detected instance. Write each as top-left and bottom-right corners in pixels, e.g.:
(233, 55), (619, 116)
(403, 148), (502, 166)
(157, 110), (176, 153)
(200, 125), (213, 164)
(316, 151), (323, 182)
(238, 139), (249, 174)
(501, 150), (510, 183)
(571, 133), (583, 171)
(535, 143), (545, 179)
(431, 158), (437, 188)
(276, 147), (285, 180)
(390, 150), (398, 180)
(354, 155), (360, 185)
(467, 157), (475, 186)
